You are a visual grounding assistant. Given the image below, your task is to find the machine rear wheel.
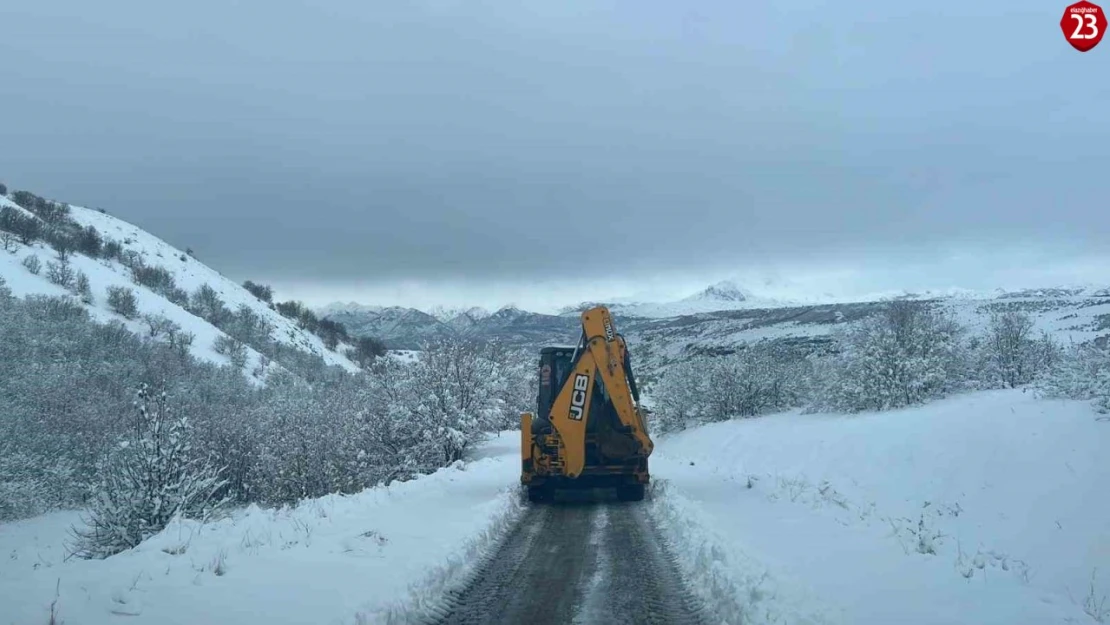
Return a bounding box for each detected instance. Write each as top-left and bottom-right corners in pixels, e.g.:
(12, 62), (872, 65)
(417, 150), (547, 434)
(617, 484), (645, 502)
(527, 485), (550, 503)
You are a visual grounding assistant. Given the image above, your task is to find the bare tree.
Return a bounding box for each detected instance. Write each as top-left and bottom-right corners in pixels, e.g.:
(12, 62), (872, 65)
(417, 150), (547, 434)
(45, 259), (76, 289)
(142, 314), (181, 340)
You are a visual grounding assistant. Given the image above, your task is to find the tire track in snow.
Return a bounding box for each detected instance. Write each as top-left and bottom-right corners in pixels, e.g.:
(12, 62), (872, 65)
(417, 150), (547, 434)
(431, 499), (704, 625)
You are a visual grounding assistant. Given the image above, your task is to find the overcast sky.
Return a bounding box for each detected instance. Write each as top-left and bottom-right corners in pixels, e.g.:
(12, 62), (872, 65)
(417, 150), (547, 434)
(1, 1), (1106, 312)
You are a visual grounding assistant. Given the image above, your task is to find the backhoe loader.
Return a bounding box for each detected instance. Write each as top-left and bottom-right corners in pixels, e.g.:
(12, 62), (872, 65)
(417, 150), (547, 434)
(521, 306), (654, 502)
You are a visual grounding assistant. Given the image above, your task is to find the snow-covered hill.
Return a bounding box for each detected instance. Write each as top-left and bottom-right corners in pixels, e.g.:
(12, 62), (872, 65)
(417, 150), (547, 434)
(0, 194), (358, 375)
(626, 287), (1110, 375)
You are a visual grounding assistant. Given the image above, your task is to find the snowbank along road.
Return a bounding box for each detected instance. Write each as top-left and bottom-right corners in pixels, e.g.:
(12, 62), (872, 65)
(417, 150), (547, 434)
(433, 500), (705, 625)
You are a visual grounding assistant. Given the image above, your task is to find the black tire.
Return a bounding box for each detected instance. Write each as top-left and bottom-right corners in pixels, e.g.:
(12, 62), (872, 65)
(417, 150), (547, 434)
(527, 486), (549, 503)
(617, 484), (645, 502)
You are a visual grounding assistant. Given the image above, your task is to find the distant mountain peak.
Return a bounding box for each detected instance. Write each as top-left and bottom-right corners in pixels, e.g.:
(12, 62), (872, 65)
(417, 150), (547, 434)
(492, 304), (526, 318)
(685, 280), (750, 303)
(317, 301), (384, 317)
(428, 305), (490, 322)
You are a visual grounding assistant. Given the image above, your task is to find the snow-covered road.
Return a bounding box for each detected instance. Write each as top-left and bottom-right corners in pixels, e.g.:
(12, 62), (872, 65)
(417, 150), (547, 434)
(432, 502), (702, 625)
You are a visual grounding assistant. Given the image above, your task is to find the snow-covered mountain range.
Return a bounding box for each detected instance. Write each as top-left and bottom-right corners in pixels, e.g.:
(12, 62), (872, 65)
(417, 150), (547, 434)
(322, 280), (1110, 377)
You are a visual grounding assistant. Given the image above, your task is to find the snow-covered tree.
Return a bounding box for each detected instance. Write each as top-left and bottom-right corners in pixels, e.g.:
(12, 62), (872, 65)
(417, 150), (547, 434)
(1036, 343), (1110, 413)
(70, 383), (227, 559)
(981, 312), (1039, 388)
(651, 343), (814, 430)
(813, 301), (967, 412)
(361, 338), (533, 475)
(650, 359), (708, 433)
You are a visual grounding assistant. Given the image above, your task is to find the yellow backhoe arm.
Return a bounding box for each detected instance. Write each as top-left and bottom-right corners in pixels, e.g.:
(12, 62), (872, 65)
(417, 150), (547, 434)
(548, 307), (653, 477)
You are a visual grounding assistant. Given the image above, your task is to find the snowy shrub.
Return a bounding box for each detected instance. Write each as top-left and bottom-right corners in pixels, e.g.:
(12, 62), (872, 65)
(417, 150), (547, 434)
(45, 258), (76, 289)
(10, 190), (38, 209)
(107, 285), (139, 319)
(189, 283), (231, 328)
(76, 224), (103, 257)
(0, 288), (275, 519)
(0, 205), (18, 231)
(164, 285), (189, 307)
(297, 308), (320, 333)
(651, 360), (709, 433)
(812, 301), (967, 412)
(47, 231), (74, 261)
(168, 328), (196, 356)
(242, 372), (382, 504)
(1036, 343), (1110, 413)
(102, 239), (123, 260)
(14, 192), (70, 225)
(214, 335), (249, 369)
(21, 253), (42, 275)
(275, 300), (305, 320)
(226, 304), (273, 346)
(651, 344), (814, 431)
(142, 313), (180, 340)
(75, 271), (93, 303)
(975, 312), (1058, 388)
(70, 384), (227, 559)
(118, 249), (143, 270)
(317, 318), (347, 350)
(131, 263), (177, 294)
(0, 444), (83, 521)
(365, 338), (534, 471)
(242, 280), (273, 303)
(2, 206), (42, 244)
(0, 231), (15, 251)
(348, 336), (388, 368)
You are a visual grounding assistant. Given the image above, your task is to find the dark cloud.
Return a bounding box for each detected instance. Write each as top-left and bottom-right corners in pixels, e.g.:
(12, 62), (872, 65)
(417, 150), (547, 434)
(1, 0), (1106, 306)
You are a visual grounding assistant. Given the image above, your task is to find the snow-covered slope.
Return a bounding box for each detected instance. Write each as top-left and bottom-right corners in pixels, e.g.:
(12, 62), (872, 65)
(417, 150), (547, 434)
(0, 195), (358, 374)
(651, 390), (1110, 625)
(623, 288), (1110, 378)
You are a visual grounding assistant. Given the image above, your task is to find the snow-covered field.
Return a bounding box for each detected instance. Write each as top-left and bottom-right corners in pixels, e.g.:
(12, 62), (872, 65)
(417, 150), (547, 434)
(0, 436), (523, 625)
(652, 390), (1110, 624)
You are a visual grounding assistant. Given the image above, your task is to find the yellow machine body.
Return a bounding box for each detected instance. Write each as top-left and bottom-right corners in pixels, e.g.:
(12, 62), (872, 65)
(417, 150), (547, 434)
(520, 306), (653, 502)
